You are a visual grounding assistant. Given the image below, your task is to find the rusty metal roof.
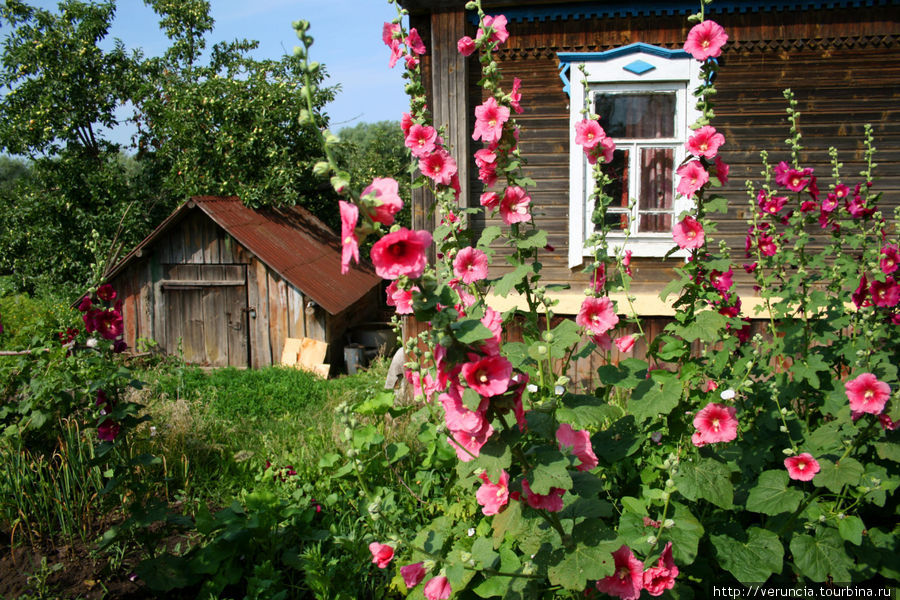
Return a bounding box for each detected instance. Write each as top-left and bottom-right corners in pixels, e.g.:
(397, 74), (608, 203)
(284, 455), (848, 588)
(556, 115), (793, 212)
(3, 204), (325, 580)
(106, 196), (381, 316)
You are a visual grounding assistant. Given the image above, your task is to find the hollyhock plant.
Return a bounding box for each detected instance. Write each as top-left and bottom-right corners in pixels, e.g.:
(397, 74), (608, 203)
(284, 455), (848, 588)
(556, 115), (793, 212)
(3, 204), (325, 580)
(339, 200), (359, 274)
(447, 420), (494, 462)
(457, 35), (475, 56)
(692, 403), (738, 446)
(784, 452), (820, 482)
(419, 149), (458, 186)
(382, 23), (403, 68)
(424, 576), (452, 600)
(643, 542), (679, 597)
(499, 186), (531, 225)
(96, 284), (117, 302)
(686, 125), (725, 158)
(473, 97), (510, 144)
(369, 542), (395, 569)
(453, 246), (489, 284)
(522, 480), (565, 512)
(870, 277), (900, 308)
(440, 386), (488, 434)
(556, 423), (599, 471)
(576, 296), (619, 335)
(845, 373), (891, 414)
(596, 545), (644, 600)
(709, 268), (734, 293)
(97, 418), (120, 442)
(476, 469), (510, 515)
(509, 77), (523, 114)
(476, 14), (509, 45)
(370, 228), (433, 279)
(462, 355), (513, 397)
(405, 124), (438, 158)
(401, 563), (426, 589)
(676, 161), (709, 198)
(614, 334), (636, 354)
(385, 280), (415, 314)
(77, 295), (92, 312)
(361, 177), (403, 225)
(673, 215), (706, 250)
(683, 19), (728, 61)
(881, 244), (899, 274)
(714, 156), (729, 184)
(406, 28), (426, 55)
(575, 119), (605, 150)
(95, 309), (124, 341)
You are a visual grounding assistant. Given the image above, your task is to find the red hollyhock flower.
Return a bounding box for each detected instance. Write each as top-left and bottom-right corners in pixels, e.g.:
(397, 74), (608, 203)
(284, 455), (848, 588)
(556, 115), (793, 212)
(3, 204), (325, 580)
(370, 228), (433, 280)
(97, 418), (120, 442)
(368, 542), (394, 569)
(683, 20), (728, 61)
(673, 216), (705, 250)
(423, 576), (452, 600)
(457, 35), (475, 56)
(521, 480), (565, 512)
(676, 161), (709, 197)
(462, 355), (513, 397)
(385, 280), (416, 315)
(575, 119), (605, 150)
(596, 545), (644, 600)
(95, 309), (124, 341)
(576, 296), (619, 336)
(401, 563), (426, 589)
(96, 284), (117, 302)
(476, 14), (509, 45)
(845, 372), (890, 415)
(509, 77), (523, 114)
(784, 452), (820, 482)
(447, 420), (493, 462)
(686, 125), (725, 159)
(870, 276), (900, 308)
(643, 542), (679, 597)
(881, 244), (900, 275)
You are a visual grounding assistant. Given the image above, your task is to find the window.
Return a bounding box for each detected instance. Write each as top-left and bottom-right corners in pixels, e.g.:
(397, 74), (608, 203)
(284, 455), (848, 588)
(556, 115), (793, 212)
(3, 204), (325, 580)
(560, 44), (702, 266)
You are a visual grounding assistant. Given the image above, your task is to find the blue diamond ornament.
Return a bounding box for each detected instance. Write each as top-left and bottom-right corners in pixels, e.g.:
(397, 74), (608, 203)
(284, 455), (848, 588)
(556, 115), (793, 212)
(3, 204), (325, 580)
(623, 59), (656, 75)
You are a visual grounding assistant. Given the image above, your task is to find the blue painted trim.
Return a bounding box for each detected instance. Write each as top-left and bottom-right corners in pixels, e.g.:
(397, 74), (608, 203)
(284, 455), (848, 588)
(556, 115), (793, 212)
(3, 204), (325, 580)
(557, 43), (690, 65)
(623, 59), (657, 75)
(558, 62), (571, 96)
(465, 0), (893, 24)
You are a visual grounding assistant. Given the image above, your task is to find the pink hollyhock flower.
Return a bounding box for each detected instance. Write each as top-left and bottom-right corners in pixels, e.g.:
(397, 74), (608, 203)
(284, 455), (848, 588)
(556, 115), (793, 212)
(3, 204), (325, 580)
(479, 307), (503, 355)
(339, 201), (359, 275)
(407, 28), (426, 55)
(369, 542), (394, 569)
(362, 177), (403, 225)
(474, 148), (497, 169)
(457, 35), (476, 56)
(576, 296), (619, 335)
(622, 250), (633, 276)
(424, 576), (452, 600)
(499, 186), (531, 225)
(406, 369), (437, 403)
(692, 403), (738, 446)
(614, 335), (636, 354)
(386, 280), (416, 315)
(676, 161), (709, 197)
(382, 22), (401, 45)
(96, 284), (117, 302)
(760, 194), (788, 215)
(709, 268), (733, 293)
(448, 277), (477, 308)
(419, 149), (458, 186)
(714, 156), (729, 184)
(704, 380), (719, 392)
(592, 333), (613, 350)
(370, 228), (432, 280)
(440, 385), (488, 435)
(852, 275), (870, 309)
(405, 124), (438, 158)
(591, 263), (607, 293)
(97, 418), (120, 442)
(383, 28), (403, 68)
(881, 245), (900, 275)
(821, 193), (839, 213)
(596, 545), (644, 600)
(683, 20), (728, 61)
(401, 563), (426, 589)
(879, 413), (899, 431)
(476, 469), (510, 515)
(775, 161), (812, 192)
(522, 480), (565, 512)
(478, 164), (498, 187)
(757, 233), (777, 257)
(784, 452), (820, 482)
(556, 423), (599, 471)
(845, 373), (891, 414)
(847, 194), (874, 219)
(686, 126), (725, 159)
(400, 112), (413, 135)
(673, 216), (705, 250)
(477, 14), (509, 45)
(643, 542), (679, 597)
(575, 119), (605, 150)
(509, 77), (523, 114)
(462, 355), (512, 397)
(448, 420), (494, 462)
(453, 247), (489, 284)
(870, 277), (900, 308)
(473, 97), (510, 144)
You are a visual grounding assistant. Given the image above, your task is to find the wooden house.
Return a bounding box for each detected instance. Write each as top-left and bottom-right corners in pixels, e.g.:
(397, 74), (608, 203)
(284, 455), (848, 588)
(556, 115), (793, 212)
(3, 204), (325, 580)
(400, 0), (900, 370)
(105, 196), (382, 371)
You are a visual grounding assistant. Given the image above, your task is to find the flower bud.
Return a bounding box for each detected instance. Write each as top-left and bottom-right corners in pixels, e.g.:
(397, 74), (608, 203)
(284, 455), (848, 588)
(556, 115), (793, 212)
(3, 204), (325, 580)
(663, 519), (675, 529)
(647, 536), (658, 545)
(782, 448), (795, 456)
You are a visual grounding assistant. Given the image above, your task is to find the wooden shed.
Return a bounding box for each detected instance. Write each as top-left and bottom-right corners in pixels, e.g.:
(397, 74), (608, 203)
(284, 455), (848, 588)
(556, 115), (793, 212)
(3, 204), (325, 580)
(105, 196), (382, 371)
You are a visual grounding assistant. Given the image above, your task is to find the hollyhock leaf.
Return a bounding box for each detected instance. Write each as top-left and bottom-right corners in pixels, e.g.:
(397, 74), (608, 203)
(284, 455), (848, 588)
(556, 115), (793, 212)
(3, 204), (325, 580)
(531, 448), (573, 494)
(560, 496), (613, 521)
(557, 394), (622, 429)
(462, 388), (483, 412)
(616, 512), (653, 555)
(549, 319), (582, 355)
(502, 341), (529, 369)
(711, 527), (784, 585)
(494, 264), (532, 297)
(478, 225), (503, 248)
(474, 437), (512, 481)
(838, 515), (865, 546)
(471, 537), (499, 569)
(516, 229), (548, 249)
(414, 517), (450, 555)
(806, 421), (845, 456)
(746, 470), (804, 515)
(674, 457), (733, 508)
(547, 539), (619, 591)
(445, 545), (477, 591)
(668, 502), (704, 564)
(790, 529), (853, 583)
(385, 442), (410, 464)
(452, 318), (494, 344)
(596, 359), (648, 389)
(491, 499), (524, 547)
(353, 425), (384, 448)
(628, 379), (680, 424)
(865, 528), (900, 579)
(355, 390), (395, 416)
(473, 546), (526, 598)
(860, 465), (897, 507)
(620, 496), (646, 515)
(813, 458), (864, 494)
(593, 416), (641, 464)
(680, 310), (728, 342)
(874, 441), (900, 463)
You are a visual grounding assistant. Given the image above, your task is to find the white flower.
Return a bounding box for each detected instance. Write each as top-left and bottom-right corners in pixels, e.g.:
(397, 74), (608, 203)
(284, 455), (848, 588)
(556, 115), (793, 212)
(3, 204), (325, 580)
(720, 388), (735, 400)
(467, 528), (475, 537)
(554, 385), (565, 396)
(86, 337), (98, 348)
(526, 384), (538, 393)
(150, 426), (157, 437)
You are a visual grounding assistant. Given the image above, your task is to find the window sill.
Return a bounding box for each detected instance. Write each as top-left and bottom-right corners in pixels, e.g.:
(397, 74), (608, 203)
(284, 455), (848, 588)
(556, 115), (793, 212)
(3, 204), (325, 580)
(585, 237), (687, 259)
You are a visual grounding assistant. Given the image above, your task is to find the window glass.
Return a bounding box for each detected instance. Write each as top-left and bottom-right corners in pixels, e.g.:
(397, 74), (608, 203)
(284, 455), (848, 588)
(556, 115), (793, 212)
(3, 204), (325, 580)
(638, 147), (674, 233)
(594, 93), (676, 138)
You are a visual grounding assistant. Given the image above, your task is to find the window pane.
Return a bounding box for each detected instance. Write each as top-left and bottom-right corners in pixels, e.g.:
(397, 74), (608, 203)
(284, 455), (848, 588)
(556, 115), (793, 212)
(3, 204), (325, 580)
(600, 148), (629, 209)
(638, 147), (674, 233)
(594, 93), (675, 138)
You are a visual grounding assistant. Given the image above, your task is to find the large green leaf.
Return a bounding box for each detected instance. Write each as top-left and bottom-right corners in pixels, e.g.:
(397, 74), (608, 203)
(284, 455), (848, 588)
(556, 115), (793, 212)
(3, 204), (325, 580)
(493, 264), (532, 297)
(790, 529), (853, 582)
(547, 539), (619, 591)
(452, 318), (495, 344)
(745, 470), (804, 516)
(674, 458), (733, 508)
(530, 448), (573, 495)
(813, 458), (864, 493)
(668, 502), (704, 565)
(679, 310), (728, 343)
(628, 378), (681, 423)
(711, 527), (784, 584)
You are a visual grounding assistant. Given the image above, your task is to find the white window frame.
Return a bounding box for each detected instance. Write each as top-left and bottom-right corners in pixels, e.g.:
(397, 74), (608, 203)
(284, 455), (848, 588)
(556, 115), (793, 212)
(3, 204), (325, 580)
(564, 44), (703, 267)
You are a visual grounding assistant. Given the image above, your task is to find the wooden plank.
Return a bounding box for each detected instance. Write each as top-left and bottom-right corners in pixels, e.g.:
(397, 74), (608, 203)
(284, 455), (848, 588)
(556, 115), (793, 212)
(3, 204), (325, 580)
(160, 280), (245, 288)
(286, 285), (305, 339)
(253, 258), (272, 367)
(226, 266), (249, 368)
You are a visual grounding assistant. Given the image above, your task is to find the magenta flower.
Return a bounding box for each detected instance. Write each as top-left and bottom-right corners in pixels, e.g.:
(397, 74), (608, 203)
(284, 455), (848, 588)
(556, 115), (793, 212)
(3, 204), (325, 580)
(709, 269), (734, 293)
(870, 277), (900, 308)
(95, 309), (124, 341)
(382, 22), (403, 68)
(522, 480), (565, 512)
(588, 136), (616, 165)
(480, 191), (500, 210)
(614, 335), (636, 354)
(405, 124), (438, 158)
(77, 295), (92, 312)
(440, 386), (488, 435)
(775, 161), (812, 192)
(576, 296), (619, 335)
(453, 247), (489, 284)
(714, 156), (730, 184)
(686, 126), (725, 159)
(368, 542), (394, 569)
(457, 35), (476, 56)
(672, 216), (705, 250)
(476, 469), (510, 515)
(692, 403), (738, 446)
(683, 20), (728, 61)
(556, 423), (598, 471)
(757, 233), (777, 257)
(462, 355), (513, 397)
(424, 576), (452, 600)
(447, 420), (493, 462)
(474, 148), (497, 169)
(596, 545), (644, 600)
(407, 28), (426, 55)
(339, 201), (359, 275)
(759, 193), (788, 215)
(784, 453), (820, 482)
(643, 542), (679, 597)
(509, 77), (523, 114)
(97, 418), (120, 442)
(400, 112), (413, 135)
(476, 14), (509, 45)
(96, 284), (117, 302)
(880, 245), (899, 275)
(473, 97), (510, 144)
(401, 563), (426, 589)
(370, 228), (432, 280)
(845, 373), (890, 414)
(575, 119), (605, 150)
(385, 280), (415, 315)
(419, 149), (458, 186)
(676, 161), (709, 198)
(852, 275), (870, 309)
(499, 186), (531, 225)
(362, 177), (403, 226)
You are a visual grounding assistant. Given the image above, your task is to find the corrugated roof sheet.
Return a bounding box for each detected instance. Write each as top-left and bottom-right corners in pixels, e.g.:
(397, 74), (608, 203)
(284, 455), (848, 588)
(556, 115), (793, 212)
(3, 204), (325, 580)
(107, 196), (381, 316)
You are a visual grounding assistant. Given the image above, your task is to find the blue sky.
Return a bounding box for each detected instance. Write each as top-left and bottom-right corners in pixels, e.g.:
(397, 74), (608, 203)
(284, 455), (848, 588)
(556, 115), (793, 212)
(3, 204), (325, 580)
(29, 0), (409, 141)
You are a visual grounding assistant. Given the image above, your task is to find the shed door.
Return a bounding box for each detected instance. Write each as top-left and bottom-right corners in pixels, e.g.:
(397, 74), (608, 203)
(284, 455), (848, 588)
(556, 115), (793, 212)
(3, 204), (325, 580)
(161, 265), (249, 367)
